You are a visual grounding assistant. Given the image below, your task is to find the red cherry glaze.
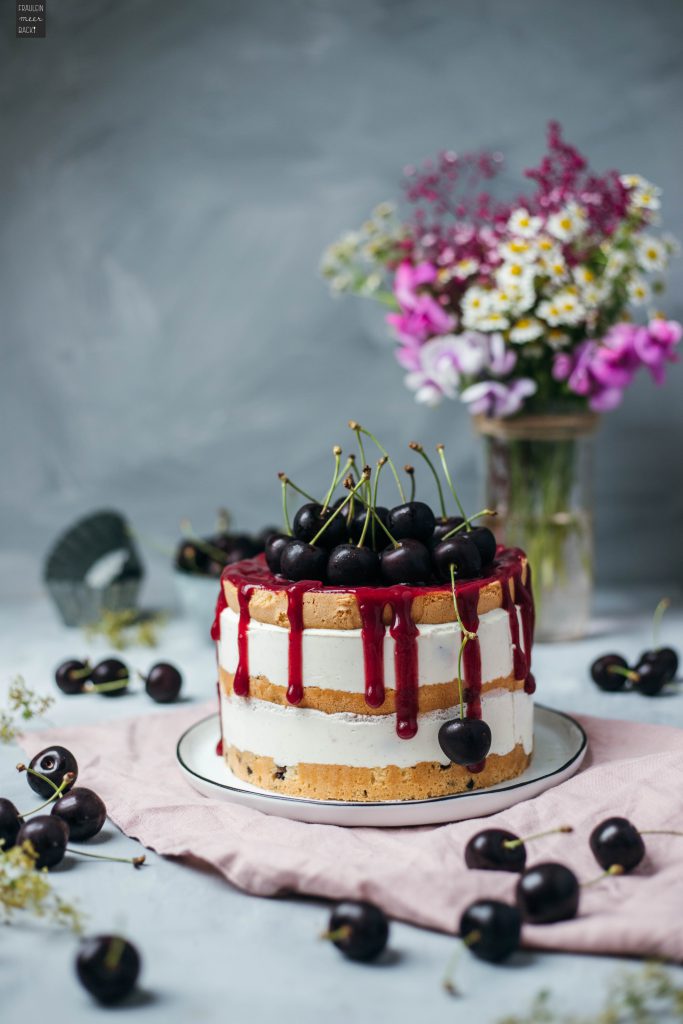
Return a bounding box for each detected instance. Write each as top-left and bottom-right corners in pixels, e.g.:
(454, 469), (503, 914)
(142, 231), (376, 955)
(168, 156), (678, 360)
(211, 585), (228, 642)
(233, 585), (254, 697)
(215, 548), (534, 743)
(215, 738), (223, 756)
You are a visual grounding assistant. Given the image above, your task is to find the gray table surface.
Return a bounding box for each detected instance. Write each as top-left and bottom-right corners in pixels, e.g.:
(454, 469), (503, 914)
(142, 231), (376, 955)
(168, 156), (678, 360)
(1, 583), (682, 1023)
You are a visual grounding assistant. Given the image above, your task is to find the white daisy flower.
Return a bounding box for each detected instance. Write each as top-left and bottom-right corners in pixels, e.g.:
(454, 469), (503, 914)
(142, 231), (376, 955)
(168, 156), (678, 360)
(509, 317), (545, 344)
(620, 173), (651, 191)
(605, 249), (628, 279)
(461, 286), (491, 328)
(547, 202), (588, 242)
(630, 187), (661, 212)
(580, 283), (609, 309)
(477, 310), (510, 332)
(536, 235), (557, 255)
(627, 276), (651, 305)
(538, 289), (585, 327)
(572, 265), (596, 288)
(453, 257), (480, 280)
(496, 259), (535, 290)
(547, 329), (571, 349)
(499, 237), (537, 263)
(636, 236), (668, 272)
(540, 252), (568, 283)
(507, 207), (543, 238)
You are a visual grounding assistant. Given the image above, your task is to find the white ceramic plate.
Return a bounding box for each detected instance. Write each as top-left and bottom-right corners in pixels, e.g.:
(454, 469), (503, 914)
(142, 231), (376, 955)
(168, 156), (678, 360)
(176, 705), (587, 827)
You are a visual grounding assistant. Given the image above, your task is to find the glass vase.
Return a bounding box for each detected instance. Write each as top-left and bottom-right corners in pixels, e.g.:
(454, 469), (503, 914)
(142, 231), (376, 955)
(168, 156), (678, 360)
(474, 413), (599, 642)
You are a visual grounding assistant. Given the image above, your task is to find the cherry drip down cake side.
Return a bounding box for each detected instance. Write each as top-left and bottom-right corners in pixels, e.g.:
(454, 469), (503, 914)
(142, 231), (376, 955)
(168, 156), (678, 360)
(211, 426), (536, 803)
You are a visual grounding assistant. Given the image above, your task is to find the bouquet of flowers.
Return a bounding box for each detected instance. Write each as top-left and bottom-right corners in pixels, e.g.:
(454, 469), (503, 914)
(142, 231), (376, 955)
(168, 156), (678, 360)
(322, 123), (681, 419)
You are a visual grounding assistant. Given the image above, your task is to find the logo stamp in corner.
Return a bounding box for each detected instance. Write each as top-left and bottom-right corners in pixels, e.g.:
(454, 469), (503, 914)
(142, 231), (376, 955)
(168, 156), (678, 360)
(16, 0), (46, 37)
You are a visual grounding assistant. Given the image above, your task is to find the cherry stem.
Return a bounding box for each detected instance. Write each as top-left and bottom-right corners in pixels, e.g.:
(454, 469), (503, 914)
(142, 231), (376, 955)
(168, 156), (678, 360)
(19, 772), (76, 817)
(582, 864), (624, 887)
(104, 936), (127, 971)
(368, 456), (387, 549)
(276, 473), (317, 504)
(354, 490), (399, 548)
(280, 475), (292, 535)
(441, 509), (497, 542)
(87, 678), (130, 694)
(450, 565), (476, 721)
(409, 442), (447, 519)
(442, 929), (482, 996)
(607, 665), (640, 683)
(68, 848), (146, 868)
(652, 597), (670, 648)
(309, 472), (370, 546)
(67, 663), (93, 681)
(503, 825), (573, 850)
(320, 925), (352, 943)
(404, 465), (416, 502)
(216, 508), (232, 533)
(16, 764), (61, 796)
(639, 829), (683, 837)
(349, 421), (405, 502)
(436, 445), (468, 527)
(180, 523), (235, 566)
(357, 462), (382, 550)
(321, 446), (342, 514)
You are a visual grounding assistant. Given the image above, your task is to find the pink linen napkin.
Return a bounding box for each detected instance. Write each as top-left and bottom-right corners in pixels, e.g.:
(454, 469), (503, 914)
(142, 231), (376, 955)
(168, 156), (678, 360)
(21, 704), (683, 962)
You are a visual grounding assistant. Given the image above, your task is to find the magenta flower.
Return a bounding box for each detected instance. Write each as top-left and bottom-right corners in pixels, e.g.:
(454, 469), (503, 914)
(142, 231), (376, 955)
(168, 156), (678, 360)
(633, 318), (682, 384)
(386, 260), (455, 346)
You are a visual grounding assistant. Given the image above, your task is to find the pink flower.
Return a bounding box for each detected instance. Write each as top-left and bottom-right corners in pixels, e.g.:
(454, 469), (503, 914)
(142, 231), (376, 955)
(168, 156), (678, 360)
(386, 260), (455, 346)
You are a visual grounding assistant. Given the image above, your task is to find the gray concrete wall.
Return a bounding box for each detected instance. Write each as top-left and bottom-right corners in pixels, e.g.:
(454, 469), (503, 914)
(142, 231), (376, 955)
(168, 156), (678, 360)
(1, 0), (682, 596)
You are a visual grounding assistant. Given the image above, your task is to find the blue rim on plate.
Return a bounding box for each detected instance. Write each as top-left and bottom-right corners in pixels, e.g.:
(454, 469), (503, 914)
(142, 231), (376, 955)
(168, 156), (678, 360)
(176, 703), (587, 809)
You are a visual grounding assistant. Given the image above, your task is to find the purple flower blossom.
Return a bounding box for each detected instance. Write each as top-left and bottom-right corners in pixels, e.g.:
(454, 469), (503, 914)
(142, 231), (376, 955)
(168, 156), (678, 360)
(633, 317), (682, 384)
(460, 378), (537, 418)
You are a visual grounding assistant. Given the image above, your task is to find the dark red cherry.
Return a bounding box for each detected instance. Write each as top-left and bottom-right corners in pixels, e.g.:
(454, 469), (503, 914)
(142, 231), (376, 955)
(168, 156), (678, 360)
(143, 662), (182, 703)
(279, 539), (328, 583)
(460, 899), (521, 962)
(589, 817), (645, 872)
(515, 862), (579, 924)
(325, 900), (389, 962)
(633, 660), (667, 697)
(636, 647), (678, 685)
(76, 935), (141, 1005)
(467, 526), (497, 566)
(174, 540), (209, 574)
(379, 539), (432, 585)
(590, 654), (629, 692)
(438, 718), (491, 766)
(51, 787), (107, 842)
(292, 503), (347, 549)
(327, 545), (380, 586)
(17, 815), (69, 869)
(264, 533), (291, 574)
(387, 501), (435, 543)
(432, 516), (464, 544)
(349, 506), (390, 550)
(27, 746), (78, 798)
(465, 829), (526, 873)
(55, 659), (90, 695)
(208, 532), (259, 563)
(432, 536), (482, 582)
(0, 798), (22, 850)
(90, 658), (129, 697)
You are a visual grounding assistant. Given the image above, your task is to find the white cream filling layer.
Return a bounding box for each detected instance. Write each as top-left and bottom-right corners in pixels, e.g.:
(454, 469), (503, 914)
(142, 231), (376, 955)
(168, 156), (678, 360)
(218, 604), (525, 692)
(221, 688), (533, 769)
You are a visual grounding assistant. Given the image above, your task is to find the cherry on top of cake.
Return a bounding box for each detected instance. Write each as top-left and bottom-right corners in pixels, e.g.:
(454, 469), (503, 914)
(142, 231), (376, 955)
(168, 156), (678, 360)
(261, 422), (498, 590)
